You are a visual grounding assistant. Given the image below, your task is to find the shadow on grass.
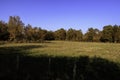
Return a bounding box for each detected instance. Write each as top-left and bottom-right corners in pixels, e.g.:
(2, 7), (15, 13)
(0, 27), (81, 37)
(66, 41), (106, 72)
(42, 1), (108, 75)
(0, 45), (120, 80)
(0, 44), (43, 54)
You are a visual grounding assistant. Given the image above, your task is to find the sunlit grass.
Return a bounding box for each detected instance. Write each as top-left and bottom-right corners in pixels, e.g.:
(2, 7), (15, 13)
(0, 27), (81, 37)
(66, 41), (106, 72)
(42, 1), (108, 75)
(27, 41), (120, 62)
(0, 41), (120, 62)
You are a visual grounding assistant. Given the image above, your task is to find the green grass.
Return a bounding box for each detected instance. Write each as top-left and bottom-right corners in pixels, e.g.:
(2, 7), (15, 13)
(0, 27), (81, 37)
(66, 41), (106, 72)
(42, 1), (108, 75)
(0, 41), (120, 62)
(0, 41), (120, 80)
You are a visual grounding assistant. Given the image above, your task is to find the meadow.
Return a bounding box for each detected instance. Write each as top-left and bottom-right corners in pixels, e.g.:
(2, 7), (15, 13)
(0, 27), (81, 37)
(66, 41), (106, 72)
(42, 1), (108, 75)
(0, 41), (120, 80)
(0, 41), (120, 62)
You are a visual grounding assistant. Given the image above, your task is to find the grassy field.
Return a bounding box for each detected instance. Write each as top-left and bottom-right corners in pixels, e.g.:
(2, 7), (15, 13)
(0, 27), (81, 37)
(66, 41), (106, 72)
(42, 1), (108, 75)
(0, 41), (120, 62)
(0, 41), (120, 80)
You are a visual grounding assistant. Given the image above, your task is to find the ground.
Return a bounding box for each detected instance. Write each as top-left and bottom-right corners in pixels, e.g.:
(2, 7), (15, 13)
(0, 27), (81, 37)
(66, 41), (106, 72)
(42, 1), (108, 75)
(0, 41), (120, 62)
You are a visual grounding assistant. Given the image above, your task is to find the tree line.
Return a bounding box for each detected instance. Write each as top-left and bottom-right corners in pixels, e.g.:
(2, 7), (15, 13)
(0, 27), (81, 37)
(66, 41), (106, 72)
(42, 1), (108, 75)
(0, 16), (120, 43)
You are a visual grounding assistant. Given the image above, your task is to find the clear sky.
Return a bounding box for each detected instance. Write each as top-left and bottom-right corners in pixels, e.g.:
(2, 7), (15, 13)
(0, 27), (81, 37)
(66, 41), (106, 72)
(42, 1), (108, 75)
(0, 0), (120, 33)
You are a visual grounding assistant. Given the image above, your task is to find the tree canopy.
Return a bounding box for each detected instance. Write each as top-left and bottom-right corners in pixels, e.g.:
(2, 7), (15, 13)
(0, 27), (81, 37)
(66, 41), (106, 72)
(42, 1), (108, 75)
(0, 16), (120, 43)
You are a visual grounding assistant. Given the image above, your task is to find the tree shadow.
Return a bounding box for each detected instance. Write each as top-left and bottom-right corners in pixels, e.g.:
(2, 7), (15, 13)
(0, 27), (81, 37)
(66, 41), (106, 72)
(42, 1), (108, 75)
(0, 45), (120, 80)
(0, 44), (43, 54)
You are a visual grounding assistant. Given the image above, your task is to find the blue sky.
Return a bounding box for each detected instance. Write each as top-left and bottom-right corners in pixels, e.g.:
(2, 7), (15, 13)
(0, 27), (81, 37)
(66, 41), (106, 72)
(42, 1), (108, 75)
(0, 0), (120, 33)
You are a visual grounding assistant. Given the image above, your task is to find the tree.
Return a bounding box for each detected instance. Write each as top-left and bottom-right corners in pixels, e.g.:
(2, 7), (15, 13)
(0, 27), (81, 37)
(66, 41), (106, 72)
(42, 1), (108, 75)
(112, 25), (120, 43)
(66, 28), (76, 41)
(118, 26), (120, 43)
(84, 28), (101, 42)
(75, 30), (83, 41)
(66, 28), (83, 41)
(93, 29), (101, 42)
(8, 16), (24, 41)
(0, 21), (9, 41)
(1, 15), (120, 43)
(38, 29), (47, 42)
(84, 28), (94, 42)
(54, 28), (66, 40)
(32, 27), (47, 42)
(24, 25), (48, 42)
(100, 25), (113, 42)
(24, 24), (34, 42)
(44, 31), (55, 40)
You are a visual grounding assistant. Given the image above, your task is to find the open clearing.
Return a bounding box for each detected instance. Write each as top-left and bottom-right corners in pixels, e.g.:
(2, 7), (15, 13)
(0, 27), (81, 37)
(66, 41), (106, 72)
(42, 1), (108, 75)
(0, 41), (120, 80)
(0, 41), (120, 62)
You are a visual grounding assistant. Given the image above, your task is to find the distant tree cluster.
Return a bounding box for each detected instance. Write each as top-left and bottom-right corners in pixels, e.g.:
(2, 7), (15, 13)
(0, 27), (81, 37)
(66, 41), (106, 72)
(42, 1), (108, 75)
(0, 16), (120, 43)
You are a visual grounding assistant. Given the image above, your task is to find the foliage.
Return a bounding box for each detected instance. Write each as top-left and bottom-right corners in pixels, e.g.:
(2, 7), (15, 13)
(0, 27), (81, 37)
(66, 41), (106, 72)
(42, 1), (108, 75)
(8, 16), (24, 41)
(100, 25), (113, 42)
(0, 21), (9, 40)
(0, 16), (120, 43)
(84, 28), (101, 42)
(44, 31), (55, 40)
(66, 28), (83, 41)
(54, 28), (66, 40)
(112, 25), (120, 43)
